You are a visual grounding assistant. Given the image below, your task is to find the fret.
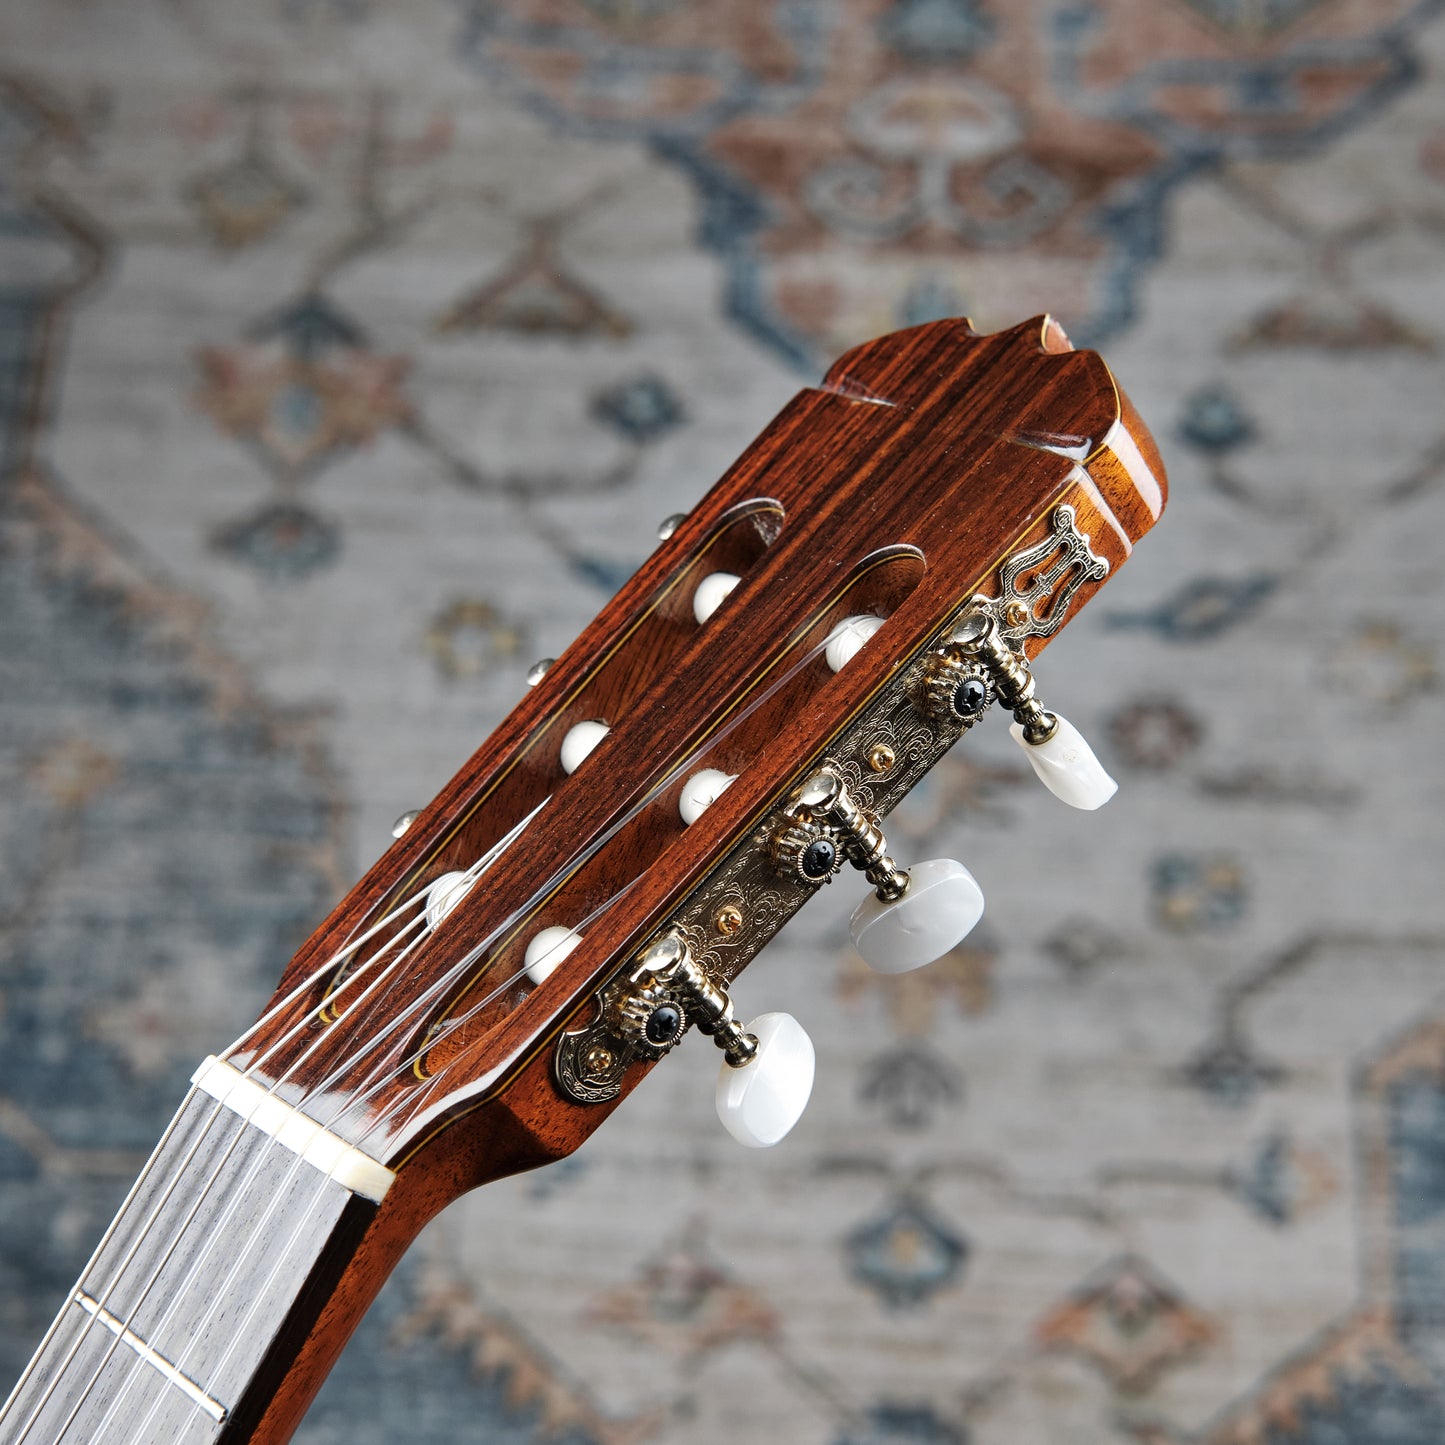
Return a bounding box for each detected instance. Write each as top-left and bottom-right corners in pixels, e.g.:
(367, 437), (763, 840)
(2, 1089), (377, 1443)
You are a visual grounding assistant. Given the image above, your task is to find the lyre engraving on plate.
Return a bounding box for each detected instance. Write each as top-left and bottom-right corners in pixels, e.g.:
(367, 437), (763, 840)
(990, 503), (1109, 644)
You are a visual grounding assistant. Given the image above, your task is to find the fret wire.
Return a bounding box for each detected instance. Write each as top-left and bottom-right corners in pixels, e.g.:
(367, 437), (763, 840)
(117, 1166), (337, 1445)
(13, 907), (436, 1443)
(0, 1088), (203, 1430)
(79, 914), (444, 1443)
(89, 833), (544, 1440)
(84, 765), (658, 1435)
(6, 1091), (239, 1445)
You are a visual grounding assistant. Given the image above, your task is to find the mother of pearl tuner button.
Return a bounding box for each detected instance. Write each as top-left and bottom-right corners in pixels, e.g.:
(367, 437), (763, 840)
(560, 719), (611, 774)
(849, 858), (985, 974)
(948, 605), (1116, 811)
(523, 925), (584, 985)
(824, 614), (885, 671)
(1008, 712), (1117, 810)
(773, 770), (985, 974)
(679, 768), (738, 824)
(714, 1011), (815, 1148)
(692, 571), (740, 624)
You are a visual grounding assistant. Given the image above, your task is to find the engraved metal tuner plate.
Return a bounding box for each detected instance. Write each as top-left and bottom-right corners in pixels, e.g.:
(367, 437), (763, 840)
(555, 966), (687, 1104)
(553, 502), (1108, 1108)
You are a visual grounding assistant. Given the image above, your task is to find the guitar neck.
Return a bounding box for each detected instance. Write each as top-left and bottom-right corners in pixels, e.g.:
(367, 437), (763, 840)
(1, 1085), (380, 1444)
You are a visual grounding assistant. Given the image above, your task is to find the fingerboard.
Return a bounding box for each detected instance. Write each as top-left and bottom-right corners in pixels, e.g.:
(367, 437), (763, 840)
(1, 1090), (376, 1444)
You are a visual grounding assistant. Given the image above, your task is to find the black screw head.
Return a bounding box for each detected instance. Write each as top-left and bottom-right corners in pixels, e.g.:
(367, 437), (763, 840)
(800, 837), (838, 881)
(645, 1002), (684, 1047)
(952, 676), (989, 719)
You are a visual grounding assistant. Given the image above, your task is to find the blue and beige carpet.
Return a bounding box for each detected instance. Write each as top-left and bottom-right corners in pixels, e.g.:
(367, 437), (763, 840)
(3, 2), (1445, 1441)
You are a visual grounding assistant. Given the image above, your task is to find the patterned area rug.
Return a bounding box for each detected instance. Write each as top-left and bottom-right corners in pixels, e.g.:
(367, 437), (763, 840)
(3, 2), (1445, 1441)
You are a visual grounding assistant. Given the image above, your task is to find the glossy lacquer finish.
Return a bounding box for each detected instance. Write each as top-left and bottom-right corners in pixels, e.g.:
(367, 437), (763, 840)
(6, 317), (1166, 1444)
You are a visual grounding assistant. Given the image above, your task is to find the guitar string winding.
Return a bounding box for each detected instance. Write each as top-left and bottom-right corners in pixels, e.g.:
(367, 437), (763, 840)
(52, 629), (838, 1440)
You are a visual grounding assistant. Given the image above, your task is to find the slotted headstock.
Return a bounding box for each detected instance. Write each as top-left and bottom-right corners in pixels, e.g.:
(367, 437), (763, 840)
(219, 315), (1165, 1205)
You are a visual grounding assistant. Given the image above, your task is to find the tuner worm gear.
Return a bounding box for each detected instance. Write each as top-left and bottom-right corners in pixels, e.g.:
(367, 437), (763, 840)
(920, 654), (996, 726)
(770, 822), (845, 885)
(611, 981), (687, 1059)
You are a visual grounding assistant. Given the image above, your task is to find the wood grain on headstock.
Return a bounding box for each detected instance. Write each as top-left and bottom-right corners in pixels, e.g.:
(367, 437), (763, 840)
(236, 316), (1165, 1442)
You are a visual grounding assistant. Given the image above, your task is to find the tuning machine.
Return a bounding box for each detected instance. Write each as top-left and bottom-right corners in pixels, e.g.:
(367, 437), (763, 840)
(941, 607), (1116, 810)
(770, 769), (985, 974)
(555, 931), (815, 1148)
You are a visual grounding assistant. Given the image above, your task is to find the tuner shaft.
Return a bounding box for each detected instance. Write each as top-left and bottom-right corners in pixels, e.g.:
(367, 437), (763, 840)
(951, 609), (1056, 744)
(777, 770), (909, 903)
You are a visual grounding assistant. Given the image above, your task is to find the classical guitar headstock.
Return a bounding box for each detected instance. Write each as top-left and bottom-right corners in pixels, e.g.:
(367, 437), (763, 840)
(206, 315), (1165, 1211)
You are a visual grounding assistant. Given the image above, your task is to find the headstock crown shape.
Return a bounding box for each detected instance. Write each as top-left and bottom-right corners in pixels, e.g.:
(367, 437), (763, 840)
(212, 314), (1166, 1207)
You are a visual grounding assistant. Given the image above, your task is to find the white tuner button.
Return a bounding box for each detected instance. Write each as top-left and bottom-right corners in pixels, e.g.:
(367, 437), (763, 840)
(679, 768), (737, 825)
(1009, 712), (1117, 810)
(715, 1012), (815, 1148)
(423, 870), (476, 931)
(524, 925), (583, 985)
(560, 719), (611, 774)
(849, 858), (984, 973)
(693, 571), (740, 624)
(824, 614), (885, 671)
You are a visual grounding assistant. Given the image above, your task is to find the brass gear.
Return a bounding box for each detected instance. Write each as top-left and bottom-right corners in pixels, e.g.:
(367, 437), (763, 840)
(920, 653), (996, 726)
(770, 822), (845, 885)
(612, 980), (687, 1059)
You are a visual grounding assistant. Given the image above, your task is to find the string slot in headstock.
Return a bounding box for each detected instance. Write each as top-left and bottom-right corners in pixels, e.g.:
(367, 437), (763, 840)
(311, 500), (786, 1009)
